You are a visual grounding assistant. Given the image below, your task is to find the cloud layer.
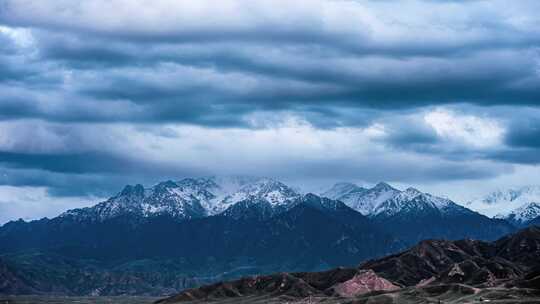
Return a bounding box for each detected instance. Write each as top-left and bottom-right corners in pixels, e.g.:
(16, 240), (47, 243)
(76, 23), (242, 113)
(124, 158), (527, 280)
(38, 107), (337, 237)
(0, 0), (539, 222)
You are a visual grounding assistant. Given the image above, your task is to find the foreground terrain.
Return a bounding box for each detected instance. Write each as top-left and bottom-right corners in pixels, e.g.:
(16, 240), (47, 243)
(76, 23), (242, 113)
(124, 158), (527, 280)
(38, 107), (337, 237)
(158, 227), (540, 303)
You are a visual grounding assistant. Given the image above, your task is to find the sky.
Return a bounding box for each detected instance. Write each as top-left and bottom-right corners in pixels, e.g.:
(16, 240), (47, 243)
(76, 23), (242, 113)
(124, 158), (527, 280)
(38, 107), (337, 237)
(0, 0), (540, 223)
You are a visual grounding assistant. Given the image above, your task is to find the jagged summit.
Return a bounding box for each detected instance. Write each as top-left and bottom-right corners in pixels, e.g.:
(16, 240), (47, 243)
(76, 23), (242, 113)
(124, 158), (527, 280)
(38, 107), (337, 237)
(60, 179), (211, 221)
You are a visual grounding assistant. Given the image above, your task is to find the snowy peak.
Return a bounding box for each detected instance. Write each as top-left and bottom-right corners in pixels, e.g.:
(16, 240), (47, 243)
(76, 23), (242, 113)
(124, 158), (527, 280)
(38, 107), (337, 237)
(327, 182), (463, 218)
(321, 181), (401, 215)
(404, 187), (422, 197)
(141, 180), (213, 218)
(221, 178), (300, 208)
(467, 185), (540, 217)
(347, 182), (400, 215)
(495, 202), (540, 227)
(219, 179), (301, 219)
(61, 180), (212, 221)
(372, 188), (461, 218)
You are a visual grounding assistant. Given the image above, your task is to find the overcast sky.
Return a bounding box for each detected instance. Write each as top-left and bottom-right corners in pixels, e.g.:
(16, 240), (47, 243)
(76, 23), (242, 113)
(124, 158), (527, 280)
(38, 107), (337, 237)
(1, 0), (540, 223)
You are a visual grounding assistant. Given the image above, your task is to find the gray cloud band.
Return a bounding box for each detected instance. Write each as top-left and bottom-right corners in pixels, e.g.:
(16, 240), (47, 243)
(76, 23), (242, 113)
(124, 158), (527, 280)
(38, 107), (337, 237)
(0, 0), (539, 200)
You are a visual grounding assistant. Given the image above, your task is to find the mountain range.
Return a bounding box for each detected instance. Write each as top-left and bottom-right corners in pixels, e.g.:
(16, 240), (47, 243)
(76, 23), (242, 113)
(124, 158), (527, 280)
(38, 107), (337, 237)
(0, 176), (536, 296)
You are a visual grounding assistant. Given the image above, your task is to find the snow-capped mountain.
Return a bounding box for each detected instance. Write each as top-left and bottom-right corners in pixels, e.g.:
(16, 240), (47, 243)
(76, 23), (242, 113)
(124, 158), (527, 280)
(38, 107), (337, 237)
(495, 202), (540, 227)
(364, 186), (514, 244)
(221, 178), (300, 207)
(466, 186), (540, 217)
(57, 176), (530, 233)
(61, 180), (210, 221)
(220, 178), (301, 219)
(186, 175), (263, 215)
(322, 182), (481, 222)
(372, 187), (471, 218)
(61, 176), (297, 221)
(322, 182), (400, 215)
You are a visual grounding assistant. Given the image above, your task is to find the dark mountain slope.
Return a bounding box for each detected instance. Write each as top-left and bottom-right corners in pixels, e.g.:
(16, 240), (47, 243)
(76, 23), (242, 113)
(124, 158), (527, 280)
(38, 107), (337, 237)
(0, 257), (35, 295)
(158, 227), (540, 303)
(360, 226), (540, 287)
(251, 194), (402, 270)
(526, 215), (540, 227)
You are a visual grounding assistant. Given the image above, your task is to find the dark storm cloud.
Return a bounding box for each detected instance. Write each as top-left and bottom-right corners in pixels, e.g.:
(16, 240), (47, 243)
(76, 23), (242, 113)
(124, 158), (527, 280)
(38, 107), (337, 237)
(0, 168), (125, 197)
(273, 154), (511, 184)
(0, 150), (145, 174)
(0, 1), (538, 124)
(0, 61), (33, 82)
(505, 119), (540, 149)
(488, 149), (540, 165)
(381, 121), (440, 149)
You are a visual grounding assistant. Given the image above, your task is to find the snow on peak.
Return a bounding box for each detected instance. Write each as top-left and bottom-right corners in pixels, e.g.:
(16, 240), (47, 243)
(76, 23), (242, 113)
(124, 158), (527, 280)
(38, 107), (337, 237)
(372, 187), (457, 217)
(495, 202), (540, 226)
(61, 179), (215, 221)
(403, 187), (422, 199)
(61, 176), (303, 221)
(467, 185), (540, 217)
(219, 178), (300, 211)
(322, 182), (400, 215)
